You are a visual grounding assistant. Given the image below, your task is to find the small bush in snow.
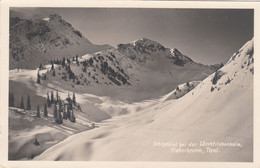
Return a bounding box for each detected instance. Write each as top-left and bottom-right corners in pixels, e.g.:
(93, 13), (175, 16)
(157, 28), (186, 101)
(225, 78), (231, 85)
(91, 123), (95, 129)
(33, 138), (40, 146)
(186, 82), (190, 87)
(210, 86), (214, 92)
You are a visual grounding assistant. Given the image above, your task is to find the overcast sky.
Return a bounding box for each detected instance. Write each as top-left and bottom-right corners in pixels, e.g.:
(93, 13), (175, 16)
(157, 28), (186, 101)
(10, 8), (253, 64)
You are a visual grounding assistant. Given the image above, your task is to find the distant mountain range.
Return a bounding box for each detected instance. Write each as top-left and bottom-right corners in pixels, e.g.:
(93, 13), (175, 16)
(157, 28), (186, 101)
(10, 13), (222, 101)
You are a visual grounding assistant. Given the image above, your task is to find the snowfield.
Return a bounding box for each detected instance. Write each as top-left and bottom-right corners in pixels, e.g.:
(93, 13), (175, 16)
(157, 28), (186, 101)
(33, 38), (254, 161)
(8, 107), (92, 160)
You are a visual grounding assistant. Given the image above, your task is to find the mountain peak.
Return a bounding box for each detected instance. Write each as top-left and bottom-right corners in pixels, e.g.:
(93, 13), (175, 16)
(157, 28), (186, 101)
(9, 13), (112, 69)
(49, 13), (63, 22)
(130, 38), (164, 48)
(117, 38), (196, 66)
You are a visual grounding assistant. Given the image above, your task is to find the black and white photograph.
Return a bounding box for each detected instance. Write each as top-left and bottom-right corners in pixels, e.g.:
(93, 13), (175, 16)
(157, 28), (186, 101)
(0, 1), (259, 166)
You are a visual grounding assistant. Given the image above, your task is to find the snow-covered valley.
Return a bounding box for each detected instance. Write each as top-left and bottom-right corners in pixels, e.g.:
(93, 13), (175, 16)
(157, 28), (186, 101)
(8, 38), (254, 161)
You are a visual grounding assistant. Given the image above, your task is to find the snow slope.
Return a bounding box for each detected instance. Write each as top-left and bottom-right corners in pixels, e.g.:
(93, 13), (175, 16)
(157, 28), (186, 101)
(35, 38), (254, 161)
(8, 107), (92, 160)
(160, 81), (201, 101)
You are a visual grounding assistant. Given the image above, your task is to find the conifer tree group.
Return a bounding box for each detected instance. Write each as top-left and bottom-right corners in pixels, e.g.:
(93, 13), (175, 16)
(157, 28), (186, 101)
(9, 93), (34, 112)
(45, 90), (78, 124)
(8, 91), (81, 121)
(9, 92), (47, 118)
(9, 89), (78, 125)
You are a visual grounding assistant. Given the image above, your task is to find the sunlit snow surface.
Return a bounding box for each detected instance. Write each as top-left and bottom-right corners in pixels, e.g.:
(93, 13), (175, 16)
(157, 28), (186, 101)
(33, 39), (254, 161)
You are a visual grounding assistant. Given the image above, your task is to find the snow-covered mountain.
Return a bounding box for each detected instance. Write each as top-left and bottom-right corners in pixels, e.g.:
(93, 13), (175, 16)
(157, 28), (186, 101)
(9, 14), (112, 69)
(35, 38), (254, 161)
(118, 38), (194, 66)
(9, 12), (217, 101)
(35, 38), (215, 101)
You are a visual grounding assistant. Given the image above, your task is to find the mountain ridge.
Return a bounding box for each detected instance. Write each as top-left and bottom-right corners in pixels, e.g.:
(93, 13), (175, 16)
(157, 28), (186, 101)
(34, 36), (216, 101)
(10, 13), (218, 101)
(9, 14), (112, 69)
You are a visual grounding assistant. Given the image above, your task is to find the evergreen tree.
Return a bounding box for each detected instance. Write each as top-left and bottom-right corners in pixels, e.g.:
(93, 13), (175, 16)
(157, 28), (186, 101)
(67, 92), (71, 102)
(44, 103), (48, 117)
(37, 105), (40, 118)
(51, 61), (54, 70)
(37, 71), (41, 84)
(62, 57), (66, 67)
(47, 92), (51, 107)
(69, 100), (73, 111)
(67, 58), (71, 64)
(12, 93), (15, 107)
(56, 91), (59, 102)
(20, 96), (24, 109)
(26, 95), (31, 110)
(37, 77), (41, 84)
(67, 65), (75, 80)
(73, 92), (76, 104)
(9, 92), (12, 107)
(39, 63), (42, 70)
(56, 101), (63, 124)
(53, 102), (57, 118)
(66, 104), (71, 119)
(70, 109), (76, 123)
(51, 91), (54, 104)
(9, 92), (15, 107)
(76, 55), (79, 66)
(55, 112), (63, 124)
(58, 100), (62, 113)
(63, 106), (67, 120)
